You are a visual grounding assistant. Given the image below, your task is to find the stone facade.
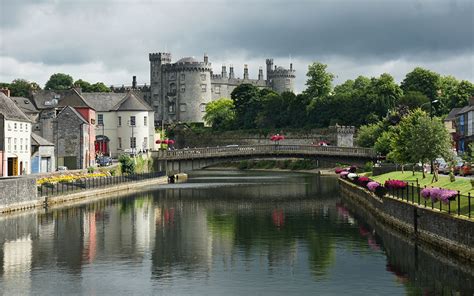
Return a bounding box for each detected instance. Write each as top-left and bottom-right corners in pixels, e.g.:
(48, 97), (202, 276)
(148, 53), (296, 124)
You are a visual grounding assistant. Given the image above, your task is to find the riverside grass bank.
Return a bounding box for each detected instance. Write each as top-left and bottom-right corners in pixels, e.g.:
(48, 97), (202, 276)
(338, 177), (474, 263)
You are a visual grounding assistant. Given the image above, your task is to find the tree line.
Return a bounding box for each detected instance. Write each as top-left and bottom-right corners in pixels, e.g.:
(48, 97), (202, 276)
(204, 63), (474, 130)
(0, 73), (111, 97)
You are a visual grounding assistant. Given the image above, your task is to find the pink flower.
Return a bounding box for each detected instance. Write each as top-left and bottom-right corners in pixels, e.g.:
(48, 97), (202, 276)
(367, 181), (381, 192)
(340, 171), (349, 178)
(384, 180), (407, 189)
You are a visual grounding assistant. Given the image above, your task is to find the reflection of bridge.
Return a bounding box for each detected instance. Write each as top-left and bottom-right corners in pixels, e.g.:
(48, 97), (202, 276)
(152, 145), (376, 174)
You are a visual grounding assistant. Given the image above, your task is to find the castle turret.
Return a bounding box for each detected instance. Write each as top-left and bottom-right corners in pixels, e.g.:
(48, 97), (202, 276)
(149, 52), (171, 123)
(229, 65), (235, 79)
(243, 64), (249, 80)
(266, 59), (295, 94)
(204, 53), (209, 64)
(258, 67), (264, 80)
(221, 65), (227, 78)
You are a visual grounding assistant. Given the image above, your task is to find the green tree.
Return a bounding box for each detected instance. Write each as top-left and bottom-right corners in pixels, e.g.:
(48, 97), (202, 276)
(401, 67), (440, 100)
(9, 79), (41, 97)
(90, 82), (111, 92)
(203, 98), (235, 130)
(389, 109), (451, 178)
(45, 73), (74, 90)
(368, 73), (402, 114)
(74, 79), (92, 92)
(255, 92), (287, 128)
(304, 62), (334, 99)
(374, 130), (393, 156)
(230, 84), (262, 129)
(397, 91), (429, 110)
(355, 122), (384, 147)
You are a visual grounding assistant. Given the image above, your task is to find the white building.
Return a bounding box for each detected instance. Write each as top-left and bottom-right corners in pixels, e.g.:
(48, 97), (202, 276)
(82, 91), (155, 158)
(0, 92), (32, 176)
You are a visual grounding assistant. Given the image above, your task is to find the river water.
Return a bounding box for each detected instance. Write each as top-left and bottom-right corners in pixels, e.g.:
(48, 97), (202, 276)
(0, 170), (472, 295)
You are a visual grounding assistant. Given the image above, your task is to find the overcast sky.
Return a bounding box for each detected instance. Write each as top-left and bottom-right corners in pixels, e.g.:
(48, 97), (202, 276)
(0, 0), (473, 92)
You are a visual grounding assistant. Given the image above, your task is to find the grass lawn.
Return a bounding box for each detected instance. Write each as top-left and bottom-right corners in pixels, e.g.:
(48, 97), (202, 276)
(370, 171), (473, 218)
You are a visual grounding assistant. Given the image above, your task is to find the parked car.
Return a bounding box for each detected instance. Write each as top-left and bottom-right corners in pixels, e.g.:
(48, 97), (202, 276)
(97, 156), (112, 167)
(57, 166), (68, 171)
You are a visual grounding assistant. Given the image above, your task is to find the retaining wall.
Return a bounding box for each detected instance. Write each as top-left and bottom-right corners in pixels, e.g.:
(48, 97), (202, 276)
(0, 176), (38, 213)
(339, 178), (474, 262)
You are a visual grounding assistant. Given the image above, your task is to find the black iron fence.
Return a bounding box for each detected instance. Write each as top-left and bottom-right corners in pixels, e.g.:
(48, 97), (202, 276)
(387, 183), (472, 219)
(37, 171), (166, 198)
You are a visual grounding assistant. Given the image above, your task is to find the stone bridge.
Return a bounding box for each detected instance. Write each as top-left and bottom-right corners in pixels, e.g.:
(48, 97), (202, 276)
(151, 145), (376, 175)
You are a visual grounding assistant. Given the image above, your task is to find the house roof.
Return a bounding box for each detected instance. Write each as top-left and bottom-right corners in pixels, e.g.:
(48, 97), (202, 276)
(111, 91), (153, 111)
(57, 106), (89, 124)
(444, 107), (462, 121)
(456, 105), (474, 116)
(81, 92), (125, 112)
(31, 132), (54, 146)
(0, 93), (31, 122)
(32, 89), (93, 110)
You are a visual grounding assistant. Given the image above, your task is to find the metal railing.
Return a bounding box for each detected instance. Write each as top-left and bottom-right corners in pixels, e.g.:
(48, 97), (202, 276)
(387, 183), (472, 218)
(153, 145), (376, 160)
(37, 171), (166, 198)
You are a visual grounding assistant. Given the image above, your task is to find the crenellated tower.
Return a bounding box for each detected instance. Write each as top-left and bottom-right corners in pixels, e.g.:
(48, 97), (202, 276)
(266, 60), (295, 94)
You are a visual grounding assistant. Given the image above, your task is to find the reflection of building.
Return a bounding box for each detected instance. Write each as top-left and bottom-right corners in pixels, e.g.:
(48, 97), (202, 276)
(0, 91), (32, 176)
(81, 91), (155, 157)
(3, 236), (32, 294)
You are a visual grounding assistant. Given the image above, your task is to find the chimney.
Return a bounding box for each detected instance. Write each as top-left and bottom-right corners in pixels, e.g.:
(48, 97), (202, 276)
(290, 63), (293, 71)
(229, 65), (235, 79)
(243, 64), (249, 80)
(469, 96), (474, 106)
(258, 67), (263, 80)
(132, 76), (137, 89)
(222, 65), (227, 78)
(0, 88), (11, 97)
(204, 53), (208, 64)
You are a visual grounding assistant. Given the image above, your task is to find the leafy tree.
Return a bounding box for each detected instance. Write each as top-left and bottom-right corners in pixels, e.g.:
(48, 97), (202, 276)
(203, 98), (235, 130)
(355, 122), (384, 147)
(389, 109), (451, 178)
(230, 84), (262, 129)
(74, 79), (92, 92)
(401, 67), (440, 100)
(397, 90), (429, 110)
(304, 62), (334, 99)
(90, 82), (111, 92)
(255, 92), (287, 128)
(8, 79), (41, 97)
(368, 73), (402, 114)
(374, 130), (393, 156)
(45, 73), (74, 90)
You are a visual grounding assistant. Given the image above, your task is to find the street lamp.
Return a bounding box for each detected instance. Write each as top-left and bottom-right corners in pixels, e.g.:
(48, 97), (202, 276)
(420, 99), (439, 119)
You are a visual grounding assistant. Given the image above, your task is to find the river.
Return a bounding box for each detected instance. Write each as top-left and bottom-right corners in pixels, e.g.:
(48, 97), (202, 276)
(0, 170), (472, 295)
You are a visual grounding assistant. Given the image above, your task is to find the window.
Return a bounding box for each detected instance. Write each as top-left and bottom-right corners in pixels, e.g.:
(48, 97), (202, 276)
(169, 73), (176, 80)
(201, 84), (207, 92)
(169, 83), (177, 94)
(14, 123), (17, 130)
(7, 138), (11, 151)
(144, 116), (147, 126)
(169, 103), (175, 113)
(200, 74), (206, 81)
(25, 124), (28, 131)
(130, 137), (136, 149)
(20, 138), (23, 151)
(200, 103), (207, 112)
(180, 104), (187, 112)
(285, 78), (290, 85)
(7, 123), (11, 131)
(98, 114), (104, 126)
(215, 86), (220, 94)
(25, 138), (28, 150)
(130, 116), (136, 126)
(20, 123), (23, 131)
(180, 85), (185, 93)
(118, 116), (122, 126)
(14, 138), (17, 151)
(143, 137), (148, 149)
(180, 73), (185, 81)
(118, 137), (122, 149)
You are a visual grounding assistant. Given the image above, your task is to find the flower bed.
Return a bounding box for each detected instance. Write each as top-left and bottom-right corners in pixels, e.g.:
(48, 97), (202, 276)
(421, 187), (458, 204)
(37, 172), (109, 186)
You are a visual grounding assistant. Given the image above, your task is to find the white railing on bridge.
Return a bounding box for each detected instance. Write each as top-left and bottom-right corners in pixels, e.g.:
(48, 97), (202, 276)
(152, 145), (376, 160)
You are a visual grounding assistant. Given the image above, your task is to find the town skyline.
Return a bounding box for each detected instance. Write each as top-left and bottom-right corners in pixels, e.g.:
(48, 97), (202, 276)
(1, 0), (473, 93)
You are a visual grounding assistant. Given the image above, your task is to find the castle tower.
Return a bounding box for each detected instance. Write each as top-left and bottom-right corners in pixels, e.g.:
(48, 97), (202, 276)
(258, 67), (264, 81)
(229, 65), (235, 79)
(149, 52), (171, 123)
(221, 65), (227, 78)
(266, 59), (295, 94)
(243, 64), (249, 80)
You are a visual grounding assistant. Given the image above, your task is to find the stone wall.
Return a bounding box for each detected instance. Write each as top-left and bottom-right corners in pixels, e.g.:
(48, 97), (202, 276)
(0, 176), (38, 212)
(339, 178), (474, 261)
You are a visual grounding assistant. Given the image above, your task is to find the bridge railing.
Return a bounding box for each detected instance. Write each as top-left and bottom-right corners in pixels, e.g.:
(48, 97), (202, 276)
(152, 145), (375, 159)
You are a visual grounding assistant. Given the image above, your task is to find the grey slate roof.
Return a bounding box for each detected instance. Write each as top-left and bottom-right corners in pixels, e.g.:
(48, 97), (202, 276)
(31, 132), (54, 146)
(444, 107), (462, 121)
(82, 91), (153, 112)
(456, 105), (474, 115)
(0, 93), (31, 122)
(112, 92), (153, 111)
(81, 92), (125, 112)
(32, 89), (93, 110)
(10, 97), (39, 114)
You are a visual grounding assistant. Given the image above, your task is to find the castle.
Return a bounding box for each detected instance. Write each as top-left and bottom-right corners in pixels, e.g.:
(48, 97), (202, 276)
(147, 52), (296, 124)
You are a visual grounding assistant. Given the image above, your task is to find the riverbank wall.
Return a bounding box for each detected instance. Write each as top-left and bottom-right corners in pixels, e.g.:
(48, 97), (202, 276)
(0, 173), (187, 214)
(339, 178), (474, 262)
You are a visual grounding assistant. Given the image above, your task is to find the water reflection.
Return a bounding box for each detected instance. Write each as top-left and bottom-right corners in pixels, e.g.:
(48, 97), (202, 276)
(0, 171), (472, 295)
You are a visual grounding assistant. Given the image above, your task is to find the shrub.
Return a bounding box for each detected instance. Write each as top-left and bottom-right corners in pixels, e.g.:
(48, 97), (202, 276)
(384, 179), (407, 189)
(367, 181), (380, 192)
(363, 162), (373, 172)
(340, 171), (349, 179)
(87, 166), (95, 173)
(357, 176), (371, 187)
(119, 154), (136, 175)
(421, 187), (457, 204)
